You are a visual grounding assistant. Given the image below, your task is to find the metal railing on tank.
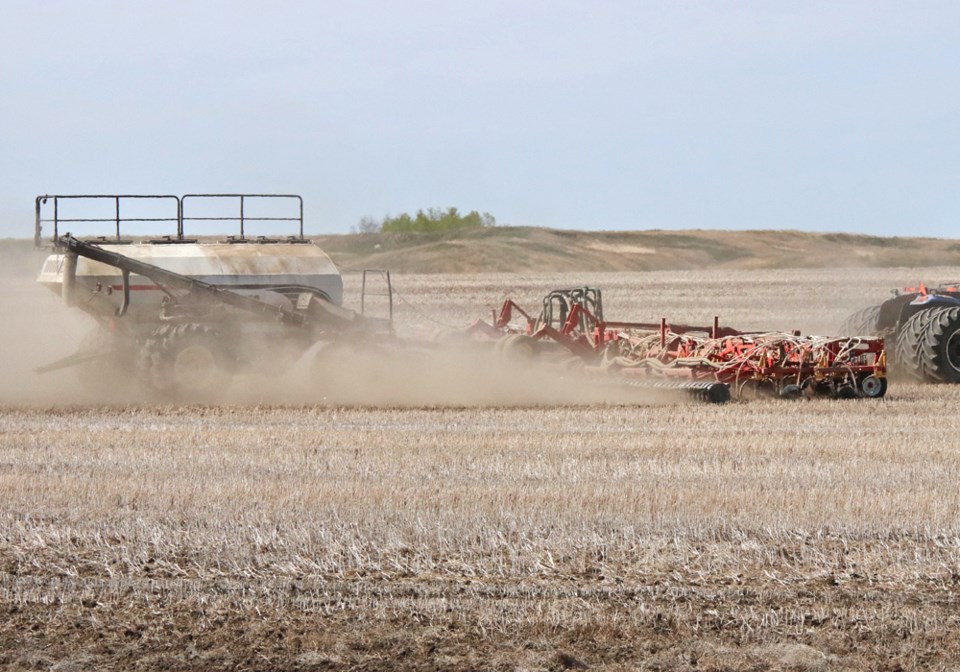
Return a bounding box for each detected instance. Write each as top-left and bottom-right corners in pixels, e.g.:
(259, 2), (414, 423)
(179, 194), (304, 241)
(34, 194), (181, 246)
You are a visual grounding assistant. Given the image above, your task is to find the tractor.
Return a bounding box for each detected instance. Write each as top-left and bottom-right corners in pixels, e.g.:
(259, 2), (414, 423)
(840, 282), (960, 383)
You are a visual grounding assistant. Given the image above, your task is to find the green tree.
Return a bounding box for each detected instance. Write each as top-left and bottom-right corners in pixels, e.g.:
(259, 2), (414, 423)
(376, 207), (495, 233)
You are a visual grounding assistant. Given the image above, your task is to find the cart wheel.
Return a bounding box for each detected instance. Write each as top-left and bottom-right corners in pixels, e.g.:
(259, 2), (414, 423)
(859, 375), (887, 398)
(139, 323), (233, 400)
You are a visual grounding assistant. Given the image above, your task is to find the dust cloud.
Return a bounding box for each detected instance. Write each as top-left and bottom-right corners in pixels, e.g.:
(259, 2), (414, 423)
(0, 249), (677, 408)
(6, 241), (939, 408)
(0, 250), (104, 405)
(228, 340), (678, 407)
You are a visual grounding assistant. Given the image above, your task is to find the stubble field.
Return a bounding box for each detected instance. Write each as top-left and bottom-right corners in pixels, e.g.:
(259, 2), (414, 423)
(3, 264), (960, 670)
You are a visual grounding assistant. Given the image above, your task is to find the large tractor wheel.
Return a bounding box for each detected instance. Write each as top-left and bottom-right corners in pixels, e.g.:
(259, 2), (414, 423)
(839, 305), (881, 336)
(138, 324), (233, 399)
(894, 309), (936, 381)
(917, 306), (960, 383)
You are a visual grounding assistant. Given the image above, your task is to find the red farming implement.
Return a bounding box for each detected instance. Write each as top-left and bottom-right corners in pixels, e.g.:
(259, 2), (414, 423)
(469, 288), (887, 403)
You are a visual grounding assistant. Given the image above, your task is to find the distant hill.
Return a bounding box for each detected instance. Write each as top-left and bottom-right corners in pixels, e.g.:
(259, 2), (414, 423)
(6, 228), (960, 277)
(313, 227), (960, 273)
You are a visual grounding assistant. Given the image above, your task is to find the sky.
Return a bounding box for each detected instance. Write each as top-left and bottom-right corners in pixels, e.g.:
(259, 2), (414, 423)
(2, 1), (959, 238)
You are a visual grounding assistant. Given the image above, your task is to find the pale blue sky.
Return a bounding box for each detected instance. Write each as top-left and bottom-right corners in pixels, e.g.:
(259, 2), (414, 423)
(2, 1), (958, 237)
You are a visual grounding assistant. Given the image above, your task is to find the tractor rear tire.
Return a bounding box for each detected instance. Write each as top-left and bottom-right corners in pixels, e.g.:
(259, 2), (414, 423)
(138, 324), (233, 400)
(839, 304), (881, 336)
(917, 306), (960, 383)
(894, 309), (935, 381)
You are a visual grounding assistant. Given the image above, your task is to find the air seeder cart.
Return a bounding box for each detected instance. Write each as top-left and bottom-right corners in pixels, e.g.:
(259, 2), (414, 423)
(34, 194), (393, 398)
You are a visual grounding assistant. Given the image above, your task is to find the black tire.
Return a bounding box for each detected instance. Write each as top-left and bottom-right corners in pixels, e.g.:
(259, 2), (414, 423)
(138, 324), (233, 399)
(894, 309), (935, 381)
(917, 306), (960, 383)
(839, 305), (882, 337)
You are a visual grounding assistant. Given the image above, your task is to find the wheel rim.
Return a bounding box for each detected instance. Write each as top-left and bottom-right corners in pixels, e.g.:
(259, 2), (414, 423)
(947, 329), (960, 373)
(860, 375), (885, 398)
(173, 345), (218, 391)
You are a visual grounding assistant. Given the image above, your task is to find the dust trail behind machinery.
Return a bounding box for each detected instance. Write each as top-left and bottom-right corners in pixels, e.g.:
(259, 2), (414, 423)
(0, 256), (105, 405)
(0, 253), (676, 408)
(223, 339), (678, 407)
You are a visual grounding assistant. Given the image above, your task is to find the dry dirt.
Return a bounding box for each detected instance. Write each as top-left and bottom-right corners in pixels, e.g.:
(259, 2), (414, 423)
(2, 247), (960, 670)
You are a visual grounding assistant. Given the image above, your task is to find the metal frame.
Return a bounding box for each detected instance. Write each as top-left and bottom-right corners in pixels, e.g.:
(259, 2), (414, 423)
(360, 269), (393, 320)
(35, 193), (305, 245)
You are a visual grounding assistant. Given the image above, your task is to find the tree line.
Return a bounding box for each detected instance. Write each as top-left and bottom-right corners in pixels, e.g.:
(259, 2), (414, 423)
(353, 207), (495, 234)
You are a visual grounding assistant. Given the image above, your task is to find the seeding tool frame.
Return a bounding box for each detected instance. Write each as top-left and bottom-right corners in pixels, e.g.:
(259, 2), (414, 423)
(470, 287), (887, 401)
